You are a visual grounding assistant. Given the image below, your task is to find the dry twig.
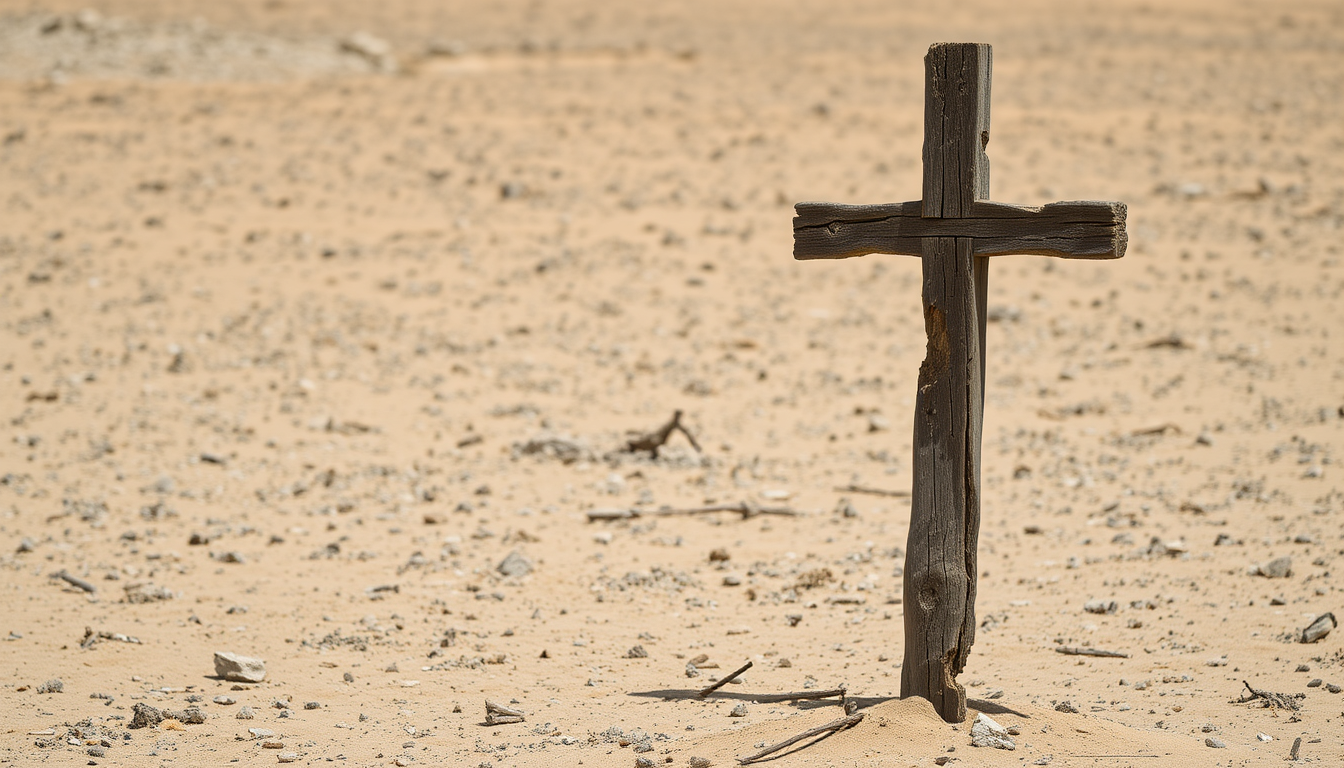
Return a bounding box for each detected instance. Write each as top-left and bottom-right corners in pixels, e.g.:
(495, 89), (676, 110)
(624, 410), (702, 455)
(752, 687), (846, 703)
(587, 502), (801, 522)
(1238, 680), (1302, 711)
(833, 484), (909, 498)
(697, 660), (753, 698)
(737, 712), (864, 765)
(1055, 646), (1128, 658)
(53, 570), (97, 594)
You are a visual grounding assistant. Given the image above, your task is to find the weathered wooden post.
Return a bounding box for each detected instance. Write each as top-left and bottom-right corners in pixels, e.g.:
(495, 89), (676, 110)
(792, 42), (1127, 723)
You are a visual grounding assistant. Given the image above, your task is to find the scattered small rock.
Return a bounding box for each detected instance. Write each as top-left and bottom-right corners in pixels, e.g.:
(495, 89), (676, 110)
(496, 550), (533, 578)
(1254, 556), (1292, 579)
(1084, 600), (1118, 615)
(969, 712), (1015, 750)
(1300, 612), (1336, 644)
(728, 703), (747, 717)
(36, 678), (62, 694)
(1205, 737), (1227, 748)
(1054, 700), (1079, 714)
(625, 645), (648, 659)
(236, 706), (255, 720)
(214, 651), (266, 682)
(130, 702), (163, 729)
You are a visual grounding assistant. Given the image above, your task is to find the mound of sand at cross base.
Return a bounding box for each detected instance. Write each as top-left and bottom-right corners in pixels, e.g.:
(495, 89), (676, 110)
(646, 696), (1232, 768)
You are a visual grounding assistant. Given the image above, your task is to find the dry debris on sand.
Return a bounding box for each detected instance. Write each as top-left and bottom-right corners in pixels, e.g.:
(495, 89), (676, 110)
(1, 0), (1342, 766)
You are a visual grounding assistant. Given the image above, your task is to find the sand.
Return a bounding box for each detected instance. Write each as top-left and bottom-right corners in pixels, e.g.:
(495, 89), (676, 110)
(1, 1), (1341, 766)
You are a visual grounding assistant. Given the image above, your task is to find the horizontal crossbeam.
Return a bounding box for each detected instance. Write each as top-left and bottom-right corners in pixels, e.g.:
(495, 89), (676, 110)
(793, 199), (1127, 261)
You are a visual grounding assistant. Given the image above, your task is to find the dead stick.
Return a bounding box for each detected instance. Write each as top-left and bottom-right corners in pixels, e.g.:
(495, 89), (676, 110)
(752, 688), (846, 703)
(1055, 646), (1128, 658)
(697, 660), (752, 698)
(737, 712), (864, 765)
(53, 570), (97, 594)
(587, 504), (802, 522)
(833, 484), (910, 498)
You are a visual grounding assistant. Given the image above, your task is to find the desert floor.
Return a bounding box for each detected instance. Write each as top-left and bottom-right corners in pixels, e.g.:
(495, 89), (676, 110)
(1, 1), (1342, 766)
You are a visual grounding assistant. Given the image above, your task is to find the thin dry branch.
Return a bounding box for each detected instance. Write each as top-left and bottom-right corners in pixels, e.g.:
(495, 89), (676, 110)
(484, 699), (525, 725)
(624, 410), (702, 455)
(587, 502), (802, 522)
(697, 660), (753, 698)
(833, 484), (910, 498)
(1055, 646), (1128, 658)
(751, 687), (846, 703)
(737, 712), (865, 765)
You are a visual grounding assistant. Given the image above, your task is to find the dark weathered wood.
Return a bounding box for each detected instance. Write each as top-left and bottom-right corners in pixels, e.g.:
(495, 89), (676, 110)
(751, 687), (846, 703)
(793, 200), (1127, 260)
(788, 42), (1126, 725)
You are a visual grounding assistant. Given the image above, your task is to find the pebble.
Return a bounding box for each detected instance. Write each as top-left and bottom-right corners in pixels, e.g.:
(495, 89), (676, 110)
(1254, 556), (1292, 579)
(1054, 700), (1079, 714)
(262, 741), (285, 749)
(625, 645), (648, 659)
(214, 651), (267, 683)
(236, 706), (255, 720)
(496, 550), (533, 578)
(969, 713), (1015, 750)
(1300, 613), (1336, 644)
(213, 696), (235, 705)
(249, 728), (276, 739)
(343, 672), (355, 682)
(130, 703), (163, 729)
(36, 678), (63, 694)
(1083, 600), (1117, 615)
(304, 701), (321, 710)
(635, 758), (656, 768)
(729, 703), (748, 717)
(87, 746), (106, 757)
(1307, 678), (1322, 688)
(1032, 756), (1053, 766)
(1327, 683), (1342, 694)
(1205, 737), (1227, 748)
(277, 753), (298, 763)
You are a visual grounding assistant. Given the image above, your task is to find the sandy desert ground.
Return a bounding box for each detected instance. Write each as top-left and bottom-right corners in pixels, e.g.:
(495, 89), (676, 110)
(1, 1), (1342, 766)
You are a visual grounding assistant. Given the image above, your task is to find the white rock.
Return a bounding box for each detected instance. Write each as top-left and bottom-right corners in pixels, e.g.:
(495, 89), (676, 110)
(970, 712), (1016, 750)
(214, 651), (266, 682)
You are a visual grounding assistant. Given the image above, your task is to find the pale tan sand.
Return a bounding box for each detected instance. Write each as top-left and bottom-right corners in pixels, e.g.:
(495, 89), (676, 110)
(1, 1), (1341, 766)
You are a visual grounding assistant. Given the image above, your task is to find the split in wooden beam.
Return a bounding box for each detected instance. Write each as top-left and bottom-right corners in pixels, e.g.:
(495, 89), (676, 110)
(793, 200), (1127, 261)
(737, 712), (865, 765)
(587, 502), (801, 522)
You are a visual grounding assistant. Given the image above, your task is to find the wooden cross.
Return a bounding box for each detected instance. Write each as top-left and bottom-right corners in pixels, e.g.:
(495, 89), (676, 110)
(792, 42), (1127, 723)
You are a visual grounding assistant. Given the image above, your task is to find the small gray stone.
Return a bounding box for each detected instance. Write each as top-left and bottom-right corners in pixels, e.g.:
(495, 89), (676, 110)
(635, 758), (656, 768)
(249, 728), (276, 739)
(130, 702), (163, 729)
(1205, 737), (1227, 748)
(1084, 600), (1118, 615)
(625, 645), (648, 658)
(1300, 613), (1336, 644)
(1307, 678), (1323, 688)
(87, 746), (106, 757)
(304, 701), (321, 710)
(729, 703), (748, 717)
(496, 550), (533, 578)
(213, 695), (235, 705)
(343, 672), (355, 682)
(1054, 700), (1079, 714)
(214, 651), (266, 683)
(1255, 556), (1292, 579)
(165, 707), (205, 724)
(36, 678), (62, 694)
(236, 706), (255, 720)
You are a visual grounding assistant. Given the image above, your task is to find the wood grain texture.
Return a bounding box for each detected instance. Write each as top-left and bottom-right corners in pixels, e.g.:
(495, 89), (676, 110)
(793, 200), (1127, 260)
(901, 42), (989, 725)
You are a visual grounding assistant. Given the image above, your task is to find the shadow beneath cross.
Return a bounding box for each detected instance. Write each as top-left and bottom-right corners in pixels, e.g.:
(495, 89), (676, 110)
(969, 698), (1031, 718)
